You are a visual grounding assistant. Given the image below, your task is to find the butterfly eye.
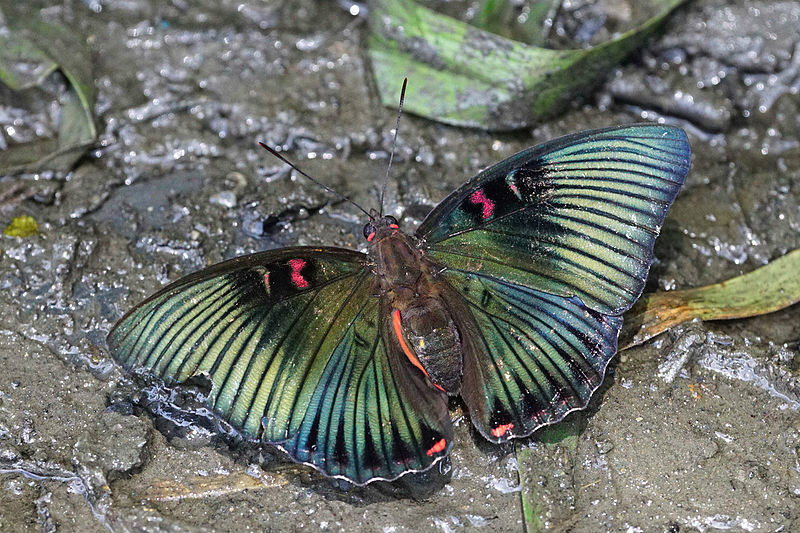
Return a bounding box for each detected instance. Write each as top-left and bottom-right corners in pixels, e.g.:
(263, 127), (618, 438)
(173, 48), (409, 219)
(363, 222), (376, 241)
(384, 215), (399, 228)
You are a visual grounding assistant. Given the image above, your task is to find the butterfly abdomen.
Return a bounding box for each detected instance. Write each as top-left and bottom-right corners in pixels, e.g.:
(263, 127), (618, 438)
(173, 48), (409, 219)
(394, 296), (462, 393)
(372, 229), (464, 394)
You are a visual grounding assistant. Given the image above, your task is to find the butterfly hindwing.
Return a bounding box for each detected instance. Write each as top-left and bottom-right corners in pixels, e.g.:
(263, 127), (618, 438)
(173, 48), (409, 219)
(441, 270), (621, 442)
(417, 124), (690, 315)
(276, 297), (452, 482)
(108, 247), (451, 484)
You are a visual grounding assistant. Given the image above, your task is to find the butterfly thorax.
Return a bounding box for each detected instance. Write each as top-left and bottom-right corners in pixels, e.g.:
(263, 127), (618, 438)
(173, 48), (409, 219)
(369, 220), (421, 288)
(369, 225), (463, 394)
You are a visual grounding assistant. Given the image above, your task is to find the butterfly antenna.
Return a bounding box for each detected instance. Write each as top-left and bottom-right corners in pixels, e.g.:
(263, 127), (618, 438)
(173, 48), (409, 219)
(378, 77), (408, 217)
(258, 141), (371, 218)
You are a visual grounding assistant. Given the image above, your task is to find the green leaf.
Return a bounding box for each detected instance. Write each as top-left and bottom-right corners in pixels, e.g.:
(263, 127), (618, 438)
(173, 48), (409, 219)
(367, 0), (685, 130)
(620, 249), (800, 349)
(517, 417), (581, 533)
(518, 445), (546, 533)
(0, 34), (58, 90)
(11, 18), (96, 138)
(0, 14), (96, 174)
(472, 0), (560, 47)
(0, 84), (95, 174)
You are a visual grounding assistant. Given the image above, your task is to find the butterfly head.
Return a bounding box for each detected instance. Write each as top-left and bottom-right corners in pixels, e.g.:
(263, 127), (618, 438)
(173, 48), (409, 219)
(363, 210), (400, 243)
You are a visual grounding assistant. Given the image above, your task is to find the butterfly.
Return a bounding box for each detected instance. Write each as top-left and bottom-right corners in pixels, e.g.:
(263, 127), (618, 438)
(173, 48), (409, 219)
(107, 123), (690, 485)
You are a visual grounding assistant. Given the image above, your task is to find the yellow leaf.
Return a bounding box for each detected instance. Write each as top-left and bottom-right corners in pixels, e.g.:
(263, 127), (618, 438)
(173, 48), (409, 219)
(4, 215), (39, 238)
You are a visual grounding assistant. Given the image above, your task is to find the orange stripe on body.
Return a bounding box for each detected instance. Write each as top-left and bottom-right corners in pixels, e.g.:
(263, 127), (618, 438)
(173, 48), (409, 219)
(391, 309), (445, 392)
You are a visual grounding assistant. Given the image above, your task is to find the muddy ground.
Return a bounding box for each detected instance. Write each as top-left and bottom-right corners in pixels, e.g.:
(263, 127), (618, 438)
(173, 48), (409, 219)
(0, 1), (799, 532)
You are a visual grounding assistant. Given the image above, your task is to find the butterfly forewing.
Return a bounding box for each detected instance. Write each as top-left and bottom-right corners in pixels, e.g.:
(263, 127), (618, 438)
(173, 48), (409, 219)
(107, 247), (452, 484)
(417, 125), (690, 315)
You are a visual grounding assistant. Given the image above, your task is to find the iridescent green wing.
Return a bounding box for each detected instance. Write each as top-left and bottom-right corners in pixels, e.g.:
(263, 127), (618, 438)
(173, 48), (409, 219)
(416, 125), (689, 440)
(107, 247), (452, 485)
(441, 271), (621, 441)
(417, 124), (690, 315)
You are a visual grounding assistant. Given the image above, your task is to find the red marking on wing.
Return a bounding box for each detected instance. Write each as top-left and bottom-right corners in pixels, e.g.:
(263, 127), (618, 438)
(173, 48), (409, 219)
(468, 189), (495, 219)
(288, 258), (309, 288)
(264, 271), (271, 292)
(391, 310), (445, 392)
(491, 422), (514, 438)
(367, 232), (375, 242)
(426, 438), (447, 456)
(509, 183), (519, 195)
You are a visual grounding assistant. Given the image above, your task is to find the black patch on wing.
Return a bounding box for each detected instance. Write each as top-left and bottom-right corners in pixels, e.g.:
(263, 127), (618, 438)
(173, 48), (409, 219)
(262, 257), (319, 298)
(458, 161), (552, 225)
(391, 425), (414, 465)
(334, 421), (349, 466)
(362, 424), (384, 471)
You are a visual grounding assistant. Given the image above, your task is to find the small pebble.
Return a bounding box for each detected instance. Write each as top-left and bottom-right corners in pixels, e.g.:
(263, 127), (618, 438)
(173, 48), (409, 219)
(209, 190), (238, 208)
